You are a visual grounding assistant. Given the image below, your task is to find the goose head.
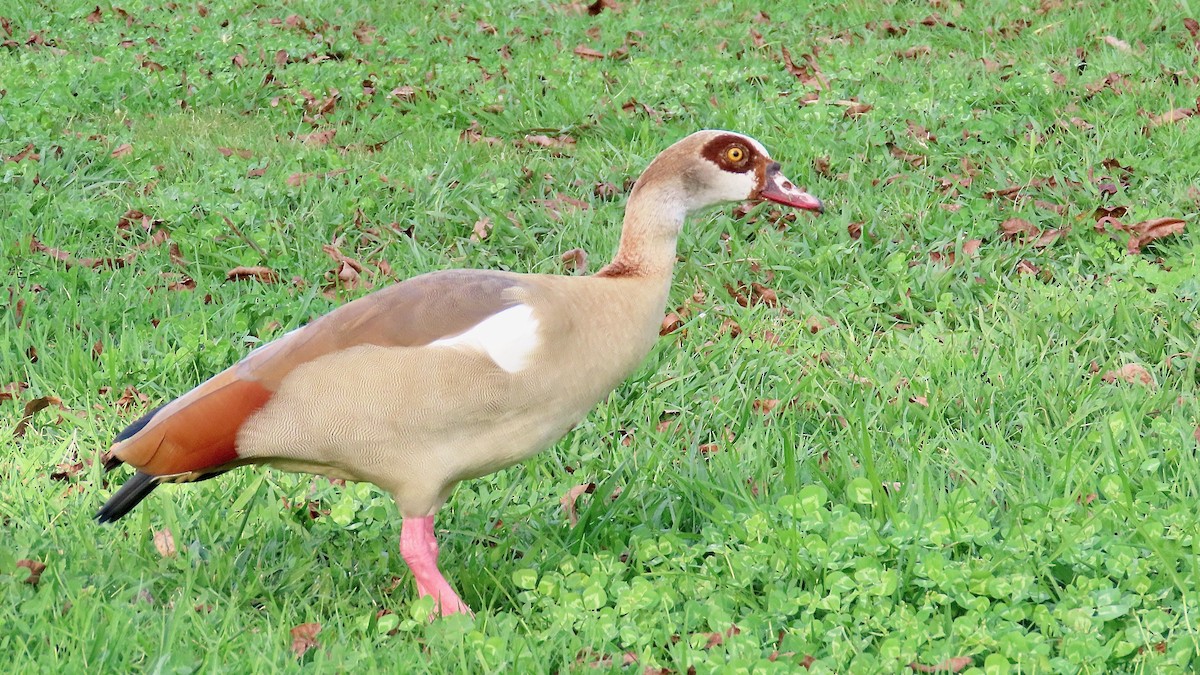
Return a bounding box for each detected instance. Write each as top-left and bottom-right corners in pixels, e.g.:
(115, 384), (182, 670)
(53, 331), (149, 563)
(628, 130), (824, 221)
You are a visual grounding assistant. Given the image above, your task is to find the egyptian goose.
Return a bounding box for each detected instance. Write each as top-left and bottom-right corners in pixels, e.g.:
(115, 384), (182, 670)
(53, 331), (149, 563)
(97, 130), (823, 616)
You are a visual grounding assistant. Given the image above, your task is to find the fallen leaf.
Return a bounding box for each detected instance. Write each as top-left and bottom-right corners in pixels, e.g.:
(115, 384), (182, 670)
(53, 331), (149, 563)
(298, 129), (336, 146)
(704, 625), (741, 648)
(389, 85), (417, 102)
(1, 381), (28, 401)
(1097, 216), (1186, 253)
(909, 656), (972, 673)
(587, 0), (621, 15)
(888, 143), (925, 168)
(1103, 35), (1132, 52)
(117, 208), (161, 233)
(290, 623), (321, 658)
(573, 45), (605, 60)
(561, 483), (596, 527)
(780, 46), (826, 88)
(5, 143), (38, 162)
(226, 266), (277, 283)
(1186, 18), (1200, 37)
(217, 146), (253, 159)
(153, 528), (177, 557)
(51, 460), (84, 481)
(1148, 108), (1194, 127)
(1015, 259), (1040, 275)
(561, 248), (588, 274)
(111, 143), (133, 158)
(753, 399), (781, 414)
(998, 218), (1067, 247)
(168, 242), (187, 267)
(1102, 363), (1157, 388)
(522, 134), (576, 149)
(910, 395), (929, 407)
(1128, 217), (1187, 252)
(17, 559), (46, 585)
(838, 100), (873, 118)
(14, 395), (61, 438)
(897, 45), (931, 59)
(470, 217), (493, 242)
(660, 312), (683, 336)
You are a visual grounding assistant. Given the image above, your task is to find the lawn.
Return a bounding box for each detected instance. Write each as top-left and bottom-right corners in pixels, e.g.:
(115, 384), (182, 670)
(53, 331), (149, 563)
(2, 0), (1200, 672)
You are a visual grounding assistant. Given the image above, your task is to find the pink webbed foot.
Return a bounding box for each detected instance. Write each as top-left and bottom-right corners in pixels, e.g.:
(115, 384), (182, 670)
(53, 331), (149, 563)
(400, 515), (474, 618)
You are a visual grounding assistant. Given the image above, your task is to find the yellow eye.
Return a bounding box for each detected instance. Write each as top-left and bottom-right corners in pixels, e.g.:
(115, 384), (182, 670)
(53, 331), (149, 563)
(726, 146), (745, 163)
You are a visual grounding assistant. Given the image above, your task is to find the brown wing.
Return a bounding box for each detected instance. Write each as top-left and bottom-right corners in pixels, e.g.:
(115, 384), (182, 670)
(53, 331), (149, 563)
(108, 269), (527, 479)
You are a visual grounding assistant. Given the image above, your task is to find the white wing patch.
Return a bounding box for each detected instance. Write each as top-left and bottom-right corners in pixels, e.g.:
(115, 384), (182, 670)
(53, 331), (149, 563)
(429, 304), (540, 373)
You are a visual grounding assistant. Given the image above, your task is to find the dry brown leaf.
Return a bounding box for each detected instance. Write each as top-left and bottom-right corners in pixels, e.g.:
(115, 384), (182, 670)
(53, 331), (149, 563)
(704, 624), (741, 648)
(660, 312), (683, 336)
(290, 623), (321, 658)
(999, 218), (1037, 239)
(897, 45), (931, 59)
(587, 0), (621, 15)
(813, 156), (832, 178)
(1103, 35), (1132, 52)
(298, 129), (336, 146)
(888, 143), (925, 168)
(14, 395), (61, 438)
(561, 248), (588, 274)
(522, 134), (576, 150)
(1097, 216), (1186, 253)
(153, 528), (177, 558)
(17, 559), (46, 585)
(909, 656), (972, 673)
(1102, 363), (1157, 388)
(1129, 217), (1186, 252)
(0, 381), (29, 401)
(838, 100), (873, 118)
(111, 143), (133, 158)
(1185, 18), (1200, 37)
(390, 86), (417, 102)
(1148, 108), (1195, 127)
(998, 218), (1066, 247)
(226, 266), (277, 283)
(217, 146), (253, 159)
(561, 483), (596, 527)
(780, 46), (827, 89)
(573, 45), (605, 60)
(5, 143), (39, 162)
(753, 399), (781, 414)
(470, 217), (493, 242)
(1015, 259), (1040, 275)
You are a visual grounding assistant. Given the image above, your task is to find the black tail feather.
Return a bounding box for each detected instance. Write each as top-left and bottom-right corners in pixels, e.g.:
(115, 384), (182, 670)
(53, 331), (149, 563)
(96, 472), (160, 523)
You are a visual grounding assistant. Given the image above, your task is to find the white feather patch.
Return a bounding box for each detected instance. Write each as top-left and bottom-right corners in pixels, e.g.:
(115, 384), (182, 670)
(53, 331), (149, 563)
(429, 304), (540, 373)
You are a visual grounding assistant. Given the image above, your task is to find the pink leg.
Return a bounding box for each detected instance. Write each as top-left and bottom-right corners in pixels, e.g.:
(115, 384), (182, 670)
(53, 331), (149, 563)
(400, 515), (473, 617)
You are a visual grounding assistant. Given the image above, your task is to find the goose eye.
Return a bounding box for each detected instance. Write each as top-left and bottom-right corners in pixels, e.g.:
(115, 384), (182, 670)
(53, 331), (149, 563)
(725, 146), (746, 163)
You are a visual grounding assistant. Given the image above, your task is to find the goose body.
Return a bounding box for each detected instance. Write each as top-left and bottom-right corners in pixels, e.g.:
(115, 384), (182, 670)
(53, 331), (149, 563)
(98, 130), (823, 615)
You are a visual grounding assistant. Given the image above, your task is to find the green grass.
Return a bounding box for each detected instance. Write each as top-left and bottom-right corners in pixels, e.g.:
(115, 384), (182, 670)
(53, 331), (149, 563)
(3, 0), (1200, 671)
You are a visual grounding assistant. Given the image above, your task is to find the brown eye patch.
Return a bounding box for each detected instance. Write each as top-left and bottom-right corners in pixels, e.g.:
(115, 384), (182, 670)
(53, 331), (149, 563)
(700, 134), (760, 173)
